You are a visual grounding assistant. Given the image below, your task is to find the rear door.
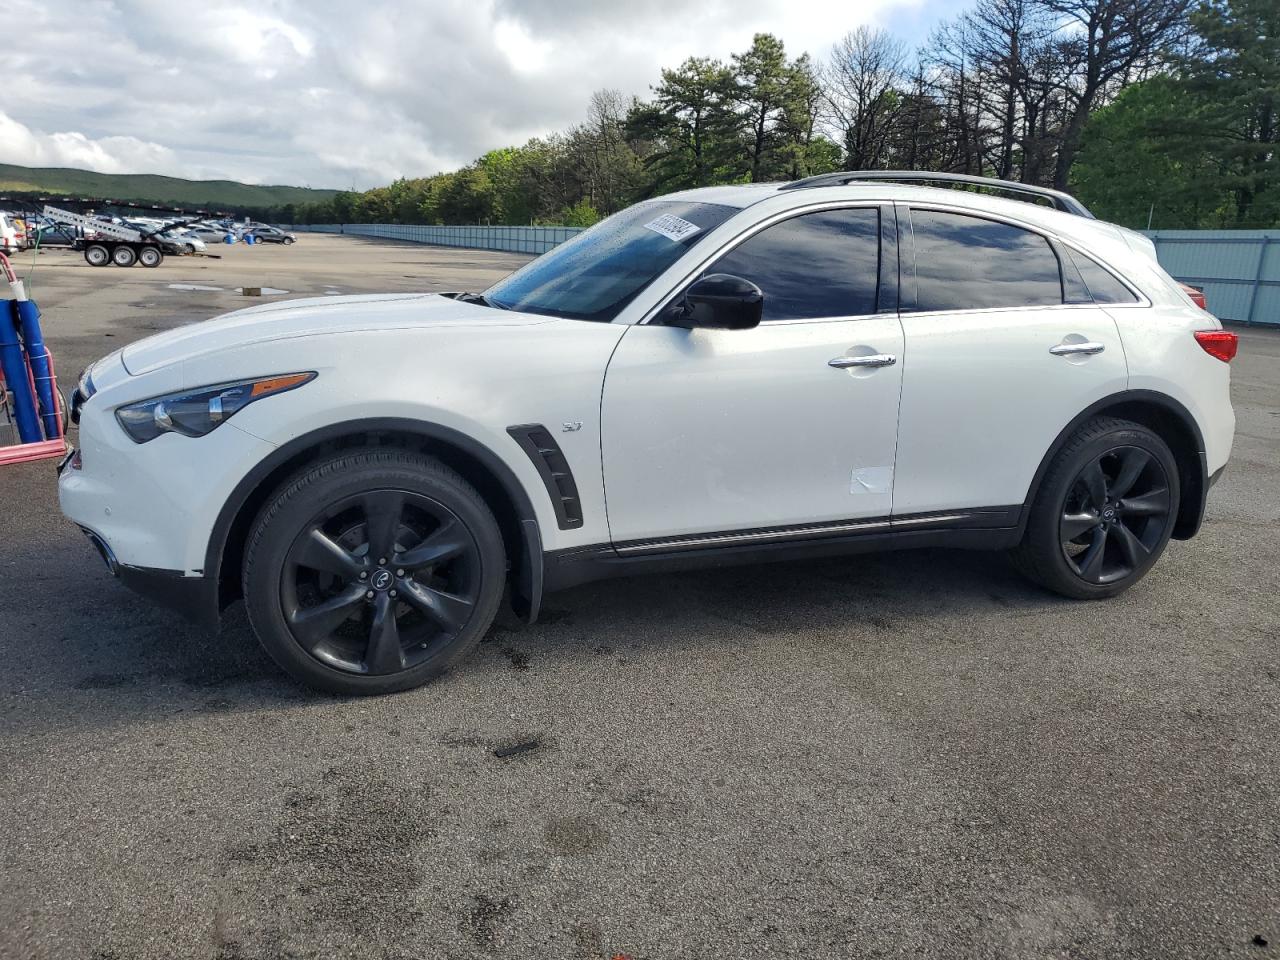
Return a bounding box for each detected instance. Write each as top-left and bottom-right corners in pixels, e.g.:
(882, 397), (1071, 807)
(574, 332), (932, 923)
(891, 205), (1129, 518)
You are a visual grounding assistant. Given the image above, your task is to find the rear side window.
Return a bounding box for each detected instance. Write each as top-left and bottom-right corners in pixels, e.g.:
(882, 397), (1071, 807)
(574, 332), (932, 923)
(908, 210), (1063, 312)
(1068, 249), (1139, 304)
(705, 208), (880, 321)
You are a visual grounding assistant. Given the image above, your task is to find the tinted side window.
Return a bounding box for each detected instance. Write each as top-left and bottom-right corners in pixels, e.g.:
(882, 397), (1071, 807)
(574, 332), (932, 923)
(706, 208), (880, 321)
(909, 210), (1063, 312)
(1068, 249), (1139, 304)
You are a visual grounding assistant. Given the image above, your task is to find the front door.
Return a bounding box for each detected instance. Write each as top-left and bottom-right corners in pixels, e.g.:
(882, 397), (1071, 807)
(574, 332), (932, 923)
(601, 206), (905, 544)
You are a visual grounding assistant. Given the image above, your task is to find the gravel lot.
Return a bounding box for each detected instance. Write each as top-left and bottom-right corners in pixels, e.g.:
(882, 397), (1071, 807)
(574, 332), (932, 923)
(2, 235), (1277, 960)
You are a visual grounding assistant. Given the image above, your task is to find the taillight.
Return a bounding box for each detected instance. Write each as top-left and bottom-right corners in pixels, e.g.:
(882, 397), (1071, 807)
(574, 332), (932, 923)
(1180, 283), (1208, 310)
(1194, 330), (1238, 363)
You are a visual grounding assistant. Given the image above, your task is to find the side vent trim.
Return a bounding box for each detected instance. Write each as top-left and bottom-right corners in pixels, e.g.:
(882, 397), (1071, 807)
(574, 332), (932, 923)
(507, 424), (585, 530)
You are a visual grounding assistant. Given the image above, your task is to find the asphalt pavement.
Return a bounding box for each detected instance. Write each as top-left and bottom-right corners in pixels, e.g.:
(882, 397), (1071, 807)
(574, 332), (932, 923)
(2, 235), (1277, 959)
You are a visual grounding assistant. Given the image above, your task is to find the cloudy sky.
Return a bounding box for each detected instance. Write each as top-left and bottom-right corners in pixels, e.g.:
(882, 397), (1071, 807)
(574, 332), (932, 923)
(3, 0), (966, 190)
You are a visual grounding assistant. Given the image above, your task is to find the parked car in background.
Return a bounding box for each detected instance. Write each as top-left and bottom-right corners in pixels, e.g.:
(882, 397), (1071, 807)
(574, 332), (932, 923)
(0, 212), (27, 254)
(188, 223), (236, 243)
(28, 216), (81, 248)
(166, 230), (207, 255)
(250, 225), (296, 245)
(122, 221), (207, 256)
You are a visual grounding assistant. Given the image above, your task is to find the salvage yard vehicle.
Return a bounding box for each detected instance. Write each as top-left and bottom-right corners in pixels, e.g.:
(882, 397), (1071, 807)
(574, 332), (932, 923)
(124, 220), (206, 256)
(27, 216), (80, 248)
(248, 225), (296, 244)
(0, 211), (25, 254)
(61, 171), (1237, 695)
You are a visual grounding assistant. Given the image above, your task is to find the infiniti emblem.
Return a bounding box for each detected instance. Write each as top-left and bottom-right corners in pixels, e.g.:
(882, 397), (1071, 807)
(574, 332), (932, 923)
(371, 569), (394, 591)
(1103, 508), (1116, 520)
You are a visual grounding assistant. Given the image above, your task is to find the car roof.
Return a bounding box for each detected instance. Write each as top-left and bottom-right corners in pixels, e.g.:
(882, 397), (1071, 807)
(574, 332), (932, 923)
(663, 180), (1145, 259)
(656, 179), (1173, 302)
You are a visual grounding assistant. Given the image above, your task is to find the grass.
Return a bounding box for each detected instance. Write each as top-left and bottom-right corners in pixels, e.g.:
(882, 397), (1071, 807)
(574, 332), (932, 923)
(0, 163), (338, 212)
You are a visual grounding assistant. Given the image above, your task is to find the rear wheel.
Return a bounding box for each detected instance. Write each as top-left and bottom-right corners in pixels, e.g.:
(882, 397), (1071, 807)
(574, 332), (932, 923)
(242, 449), (506, 695)
(1013, 417), (1180, 599)
(84, 244), (110, 267)
(138, 245), (163, 267)
(111, 245), (137, 267)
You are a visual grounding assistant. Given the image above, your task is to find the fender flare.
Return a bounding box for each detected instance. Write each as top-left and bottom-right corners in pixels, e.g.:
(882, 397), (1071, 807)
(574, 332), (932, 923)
(204, 417), (544, 622)
(1023, 389), (1208, 539)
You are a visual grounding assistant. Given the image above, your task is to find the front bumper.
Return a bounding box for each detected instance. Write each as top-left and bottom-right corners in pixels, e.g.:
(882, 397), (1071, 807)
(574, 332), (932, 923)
(58, 359), (275, 573)
(78, 525), (220, 627)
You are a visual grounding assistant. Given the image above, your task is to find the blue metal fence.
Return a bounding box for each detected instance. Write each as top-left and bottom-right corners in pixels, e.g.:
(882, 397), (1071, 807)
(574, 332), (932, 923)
(285, 224), (1280, 326)
(288, 222), (584, 256)
(1142, 231), (1278, 326)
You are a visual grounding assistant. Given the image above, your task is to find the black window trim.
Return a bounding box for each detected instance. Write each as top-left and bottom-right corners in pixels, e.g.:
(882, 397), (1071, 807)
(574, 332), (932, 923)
(639, 200), (895, 326)
(898, 202), (1150, 316)
(1058, 240), (1146, 307)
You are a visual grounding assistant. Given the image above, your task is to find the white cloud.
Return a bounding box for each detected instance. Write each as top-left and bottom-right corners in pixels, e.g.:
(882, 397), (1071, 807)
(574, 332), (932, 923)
(0, 111), (179, 175)
(4, 0), (930, 189)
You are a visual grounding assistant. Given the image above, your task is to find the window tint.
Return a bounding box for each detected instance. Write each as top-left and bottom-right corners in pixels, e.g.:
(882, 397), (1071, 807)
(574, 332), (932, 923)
(909, 210), (1063, 312)
(704, 208), (880, 321)
(1068, 249), (1139, 304)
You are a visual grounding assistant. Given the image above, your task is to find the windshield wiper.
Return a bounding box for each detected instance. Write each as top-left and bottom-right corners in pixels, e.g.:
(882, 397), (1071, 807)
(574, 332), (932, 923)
(456, 291), (507, 310)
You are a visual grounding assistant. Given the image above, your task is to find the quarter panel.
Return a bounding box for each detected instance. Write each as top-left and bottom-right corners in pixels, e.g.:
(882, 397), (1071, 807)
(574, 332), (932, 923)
(1107, 304), (1234, 473)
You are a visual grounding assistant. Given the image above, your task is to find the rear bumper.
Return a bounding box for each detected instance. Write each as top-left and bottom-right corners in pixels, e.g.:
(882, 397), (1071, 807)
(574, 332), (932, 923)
(80, 526), (220, 628)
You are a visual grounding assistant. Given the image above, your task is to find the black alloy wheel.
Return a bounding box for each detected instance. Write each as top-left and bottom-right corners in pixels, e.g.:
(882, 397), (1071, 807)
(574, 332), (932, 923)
(243, 450), (505, 694)
(1012, 417), (1180, 599)
(282, 489), (481, 675)
(1059, 445), (1173, 585)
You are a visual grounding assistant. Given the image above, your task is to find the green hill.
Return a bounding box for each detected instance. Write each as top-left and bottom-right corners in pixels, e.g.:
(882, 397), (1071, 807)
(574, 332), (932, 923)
(0, 163), (338, 213)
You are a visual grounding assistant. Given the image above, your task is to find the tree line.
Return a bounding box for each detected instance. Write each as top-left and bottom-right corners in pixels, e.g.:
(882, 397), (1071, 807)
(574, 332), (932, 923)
(279, 0), (1276, 231)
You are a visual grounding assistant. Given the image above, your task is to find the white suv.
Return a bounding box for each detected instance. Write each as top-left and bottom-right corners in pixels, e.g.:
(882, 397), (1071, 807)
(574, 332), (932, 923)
(60, 172), (1237, 695)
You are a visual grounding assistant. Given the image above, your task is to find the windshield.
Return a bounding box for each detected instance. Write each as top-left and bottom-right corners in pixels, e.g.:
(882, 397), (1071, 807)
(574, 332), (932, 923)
(484, 200), (738, 321)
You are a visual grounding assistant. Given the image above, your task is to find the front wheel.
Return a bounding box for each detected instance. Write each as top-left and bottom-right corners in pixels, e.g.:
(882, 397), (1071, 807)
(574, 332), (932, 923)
(242, 449), (506, 695)
(1012, 417), (1180, 599)
(138, 245), (163, 267)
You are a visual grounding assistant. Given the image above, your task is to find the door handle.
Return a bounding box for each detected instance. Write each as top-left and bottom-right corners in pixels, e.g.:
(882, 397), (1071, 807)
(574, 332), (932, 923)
(1049, 341), (1106, 357)
(829, 354), (897, 369)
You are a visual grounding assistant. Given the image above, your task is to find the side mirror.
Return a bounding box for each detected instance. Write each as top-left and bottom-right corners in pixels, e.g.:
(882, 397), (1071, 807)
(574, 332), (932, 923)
(666, 273), (763, 330)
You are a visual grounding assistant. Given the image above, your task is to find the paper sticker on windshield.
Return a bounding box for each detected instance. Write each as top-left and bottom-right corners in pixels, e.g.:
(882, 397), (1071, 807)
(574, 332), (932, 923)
(644, 214), (702, 243)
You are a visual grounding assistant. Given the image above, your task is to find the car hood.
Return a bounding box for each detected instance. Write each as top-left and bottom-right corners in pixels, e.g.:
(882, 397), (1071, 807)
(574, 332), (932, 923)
(120, 292), (551, 375)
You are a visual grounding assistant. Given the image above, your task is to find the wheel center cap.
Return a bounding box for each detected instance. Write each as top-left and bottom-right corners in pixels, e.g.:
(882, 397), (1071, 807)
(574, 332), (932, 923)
(1103, 507), (1116, 521)
(370, 568), (395, 591)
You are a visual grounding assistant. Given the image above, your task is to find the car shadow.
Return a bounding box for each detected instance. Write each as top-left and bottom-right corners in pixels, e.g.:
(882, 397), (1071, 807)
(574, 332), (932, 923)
(3, 545), (1068, 738)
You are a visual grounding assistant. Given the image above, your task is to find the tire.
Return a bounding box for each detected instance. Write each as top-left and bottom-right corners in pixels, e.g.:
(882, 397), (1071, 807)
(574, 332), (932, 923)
(84, 244), (110, 267)
(242, 449), (506, 695)
(1012, 417), (1180, 599)
(284, 237), (295, 245)
(138, 245), (163, 267)
(111, 245), (137, 267)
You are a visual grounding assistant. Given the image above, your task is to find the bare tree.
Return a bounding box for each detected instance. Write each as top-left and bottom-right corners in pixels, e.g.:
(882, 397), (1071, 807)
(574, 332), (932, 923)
(963, 0), (1059, 179)
(1042, 0), (1192, 187)
(924, 17), (993, 174)
(822, 26), (908, 169)
(575, 89), (641, 213)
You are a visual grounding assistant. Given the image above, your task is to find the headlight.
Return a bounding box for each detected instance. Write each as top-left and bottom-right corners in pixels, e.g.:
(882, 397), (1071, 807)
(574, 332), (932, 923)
(115, 372), (315, 443)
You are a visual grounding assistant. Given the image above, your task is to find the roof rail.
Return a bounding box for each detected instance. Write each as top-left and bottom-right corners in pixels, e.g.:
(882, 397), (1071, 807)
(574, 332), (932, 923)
(778, 170), (1095, 219)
